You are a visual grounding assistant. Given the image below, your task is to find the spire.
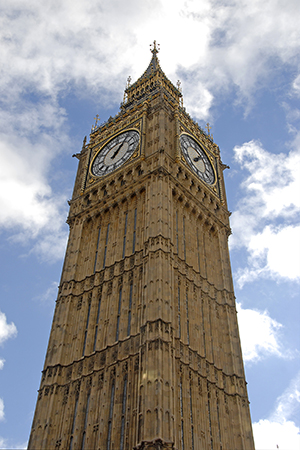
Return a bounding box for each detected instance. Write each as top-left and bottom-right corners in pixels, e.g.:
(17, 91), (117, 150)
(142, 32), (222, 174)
(143, 40), (161, 77)
(123, 41), (182, 108)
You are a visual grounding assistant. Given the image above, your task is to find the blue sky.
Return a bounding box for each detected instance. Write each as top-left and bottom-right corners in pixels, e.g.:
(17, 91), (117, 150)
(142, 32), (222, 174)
(0, 0), (299, 448)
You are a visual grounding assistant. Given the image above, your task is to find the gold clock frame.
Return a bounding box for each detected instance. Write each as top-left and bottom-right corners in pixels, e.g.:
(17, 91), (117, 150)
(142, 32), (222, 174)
(179, 132), (217, 187)
(89, 128), (141, 178)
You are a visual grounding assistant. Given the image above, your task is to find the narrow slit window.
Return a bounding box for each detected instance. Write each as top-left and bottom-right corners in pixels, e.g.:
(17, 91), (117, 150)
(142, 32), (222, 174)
(93, 227), (101, 273)
(127, 284), (133, 336)
(178, 286), (181, 339)
(69, 396), (79, 450)
(180, 378), (183, 417)
(207, 384), (213, 450)
(122, 212), (128, 259)
(81, 392), (90, 450)
(103, 223), (110, 268)
(201, 299), (206, 358)
(116, 288), (122, 341)
(93, 296), (102, 352)
(120, 376), (128, 450)
(185, 291), (190, 345)
(217, 398), (222, 449)
(132, 208), (137, 253)
(203, 231), (207, 278)
(71, 398), (78, 433)
(82, 301), (91, 356)
(197, 227), (201, 273)
(107, 380), (115, 450)
(180, 378), (184, 450)
(189, 384), (194, 450)
(176, 211), (179, 254)
(183, 216), (186, 261)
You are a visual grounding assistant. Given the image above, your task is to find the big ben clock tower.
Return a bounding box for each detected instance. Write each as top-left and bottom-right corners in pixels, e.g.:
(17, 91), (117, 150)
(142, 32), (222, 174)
(28, 42), (255, 450)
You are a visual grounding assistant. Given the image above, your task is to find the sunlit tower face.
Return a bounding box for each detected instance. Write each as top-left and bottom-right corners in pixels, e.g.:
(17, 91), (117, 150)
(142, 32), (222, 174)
(28, 43), (255, 450)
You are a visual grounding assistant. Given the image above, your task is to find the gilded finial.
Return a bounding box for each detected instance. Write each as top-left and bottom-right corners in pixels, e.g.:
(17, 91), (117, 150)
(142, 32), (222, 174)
(92, 114), (100, 131)
(150, 40), (160, 54)
(177, 80), (183, 107)
(123, 77), (132, 103)
(205, 123), (212, 136)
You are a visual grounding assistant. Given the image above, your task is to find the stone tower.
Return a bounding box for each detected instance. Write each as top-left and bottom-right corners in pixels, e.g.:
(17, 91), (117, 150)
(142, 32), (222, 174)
(28, 42), (255, 450)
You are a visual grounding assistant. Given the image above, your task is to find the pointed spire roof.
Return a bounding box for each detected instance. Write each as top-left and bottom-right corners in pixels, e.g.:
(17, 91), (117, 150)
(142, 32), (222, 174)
(123, 41), (182, 108)
(142, 40), (161, 77)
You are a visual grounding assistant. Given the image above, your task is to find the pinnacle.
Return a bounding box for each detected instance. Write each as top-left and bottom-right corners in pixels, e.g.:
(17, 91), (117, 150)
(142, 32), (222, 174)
(142, 40), (161, 78)
(124, 41), (182, 106)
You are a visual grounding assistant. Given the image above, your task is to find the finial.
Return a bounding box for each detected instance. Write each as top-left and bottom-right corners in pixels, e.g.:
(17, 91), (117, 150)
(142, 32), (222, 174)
(92, 114), (100, 131)
(205, 122), (212, 136)
(177, 80), (183, 107)
(123, 76), (132, 103)
(150, 40), (160, 54)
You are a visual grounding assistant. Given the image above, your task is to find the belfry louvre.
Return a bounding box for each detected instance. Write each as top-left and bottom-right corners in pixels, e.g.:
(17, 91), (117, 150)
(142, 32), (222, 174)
(28, 42), (255, 450)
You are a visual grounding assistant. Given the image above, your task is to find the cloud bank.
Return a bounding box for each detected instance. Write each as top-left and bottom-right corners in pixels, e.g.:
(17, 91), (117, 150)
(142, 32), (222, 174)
(0, 0), (299, 260)
(253, 372), (300, 450)
(230, 140), (300, 286)
(237, 303), (285, 363)
(0, 310), (17, 427)
(0, 311), (17, 347)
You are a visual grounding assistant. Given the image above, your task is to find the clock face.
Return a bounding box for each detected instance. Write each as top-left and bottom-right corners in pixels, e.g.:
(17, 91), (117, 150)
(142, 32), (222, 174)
(180, 134), (215, 185)
(91, 130), (140, 177)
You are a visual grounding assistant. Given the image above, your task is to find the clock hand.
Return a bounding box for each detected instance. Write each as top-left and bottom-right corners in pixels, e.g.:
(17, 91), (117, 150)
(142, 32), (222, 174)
(193, 156), (201, 162)
(111, 141), (124, 159)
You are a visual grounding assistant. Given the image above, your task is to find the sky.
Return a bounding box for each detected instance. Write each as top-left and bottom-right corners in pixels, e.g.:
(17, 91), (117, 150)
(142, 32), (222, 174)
(0, 0), (299, 448)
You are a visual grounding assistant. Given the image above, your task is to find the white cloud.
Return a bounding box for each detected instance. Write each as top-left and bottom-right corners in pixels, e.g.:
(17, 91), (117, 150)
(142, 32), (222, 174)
(0, 0), (299, 111)
(0, 94), (69, 261)
(0, 313), (16, 437)
(237, 303), (285, 363)
(34, 281), (59, 306)
(233, 141), (300, 219)
(183, 78), (214, 120)
(249, 225), (300, 279)
(0, 311), (17, 346)
(0, 138), (61, 231)
(29, 231), (68, 263)
(253, 419), (300, 450)
(253, 372), (300, 450)
(175, 0), (300, 113)
(0, 0), (299, 258)
(235, 224), (300, 286)
(271, 371), (300, 425)
(0, 436), (27, 450)
(292, 74), (300, 96)
(230, 140), (300, 286)
(0, 133), (68, 261)
(0, 398), (4, 422)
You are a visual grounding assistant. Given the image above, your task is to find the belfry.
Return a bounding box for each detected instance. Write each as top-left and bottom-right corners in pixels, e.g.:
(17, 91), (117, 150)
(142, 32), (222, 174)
(28, 42), (255, 450)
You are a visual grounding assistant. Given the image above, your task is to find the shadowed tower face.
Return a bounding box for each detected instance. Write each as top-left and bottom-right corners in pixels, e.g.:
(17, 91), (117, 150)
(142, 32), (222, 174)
(28, 42), (255, 450)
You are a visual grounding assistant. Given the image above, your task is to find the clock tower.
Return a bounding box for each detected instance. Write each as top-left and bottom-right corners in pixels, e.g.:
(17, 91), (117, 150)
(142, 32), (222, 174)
(28, 42), (255, 450)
